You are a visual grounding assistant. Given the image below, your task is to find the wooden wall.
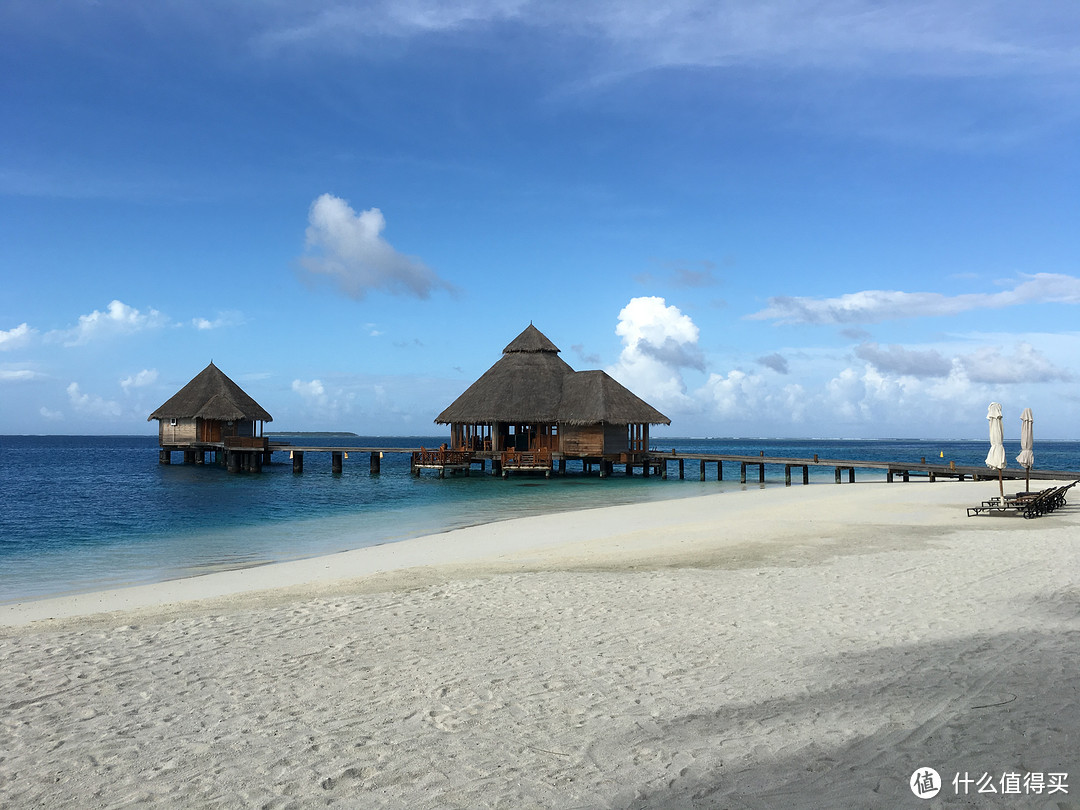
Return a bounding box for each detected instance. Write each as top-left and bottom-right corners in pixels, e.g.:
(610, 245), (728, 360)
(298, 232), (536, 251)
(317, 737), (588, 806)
(158, 418), (198, 445)
(559, 423), (628, 457)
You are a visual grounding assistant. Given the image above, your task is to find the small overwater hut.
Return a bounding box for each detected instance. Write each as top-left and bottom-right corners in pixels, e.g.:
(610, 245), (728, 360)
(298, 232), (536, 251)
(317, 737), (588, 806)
(435, 325), (669, 473)
(148, 362), (272, 467)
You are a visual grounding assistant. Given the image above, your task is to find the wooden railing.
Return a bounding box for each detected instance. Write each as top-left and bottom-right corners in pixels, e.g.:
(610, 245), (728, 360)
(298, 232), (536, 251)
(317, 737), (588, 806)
(502, 448), (553, 469)
(412, 447), (473, 467)
(223, 436), (269, 450)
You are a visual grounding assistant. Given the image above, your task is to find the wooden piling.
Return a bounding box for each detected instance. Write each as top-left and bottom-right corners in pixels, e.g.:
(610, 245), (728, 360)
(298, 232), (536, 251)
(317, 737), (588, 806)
(699, 459), (706, 481)
(678, 458), (684, 479)
(717, 461), (723, 481)
(740, 462), (747, 484)
(292, 451), (304, 474)
(370, 451), (381, 474)
(159, 449), (171, 465)
(332, 451), (343, 474)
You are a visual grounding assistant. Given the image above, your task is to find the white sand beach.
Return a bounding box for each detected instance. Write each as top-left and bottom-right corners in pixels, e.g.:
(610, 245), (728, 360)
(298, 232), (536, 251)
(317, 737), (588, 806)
(2, 480), (1078, 809)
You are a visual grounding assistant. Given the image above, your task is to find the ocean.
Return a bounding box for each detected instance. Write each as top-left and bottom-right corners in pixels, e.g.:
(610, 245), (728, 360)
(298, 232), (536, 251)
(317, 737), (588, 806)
(3, 434), (1078, 604)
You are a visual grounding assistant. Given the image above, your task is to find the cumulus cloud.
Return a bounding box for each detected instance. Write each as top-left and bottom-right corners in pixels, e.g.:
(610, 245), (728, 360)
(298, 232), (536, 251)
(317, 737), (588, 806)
(959, 342), (1072, 384)
(749, 273), (1080, 325)
(292, 378), (326, 402)
(609, 296), (703, 408)
(757, 353), (789, 374)
(120, 369), (159, 392)
(0, 323), (36, 351)
(39, 406), (63, 421)
(67, 382), (121, 417)
(53, 300), (169, 346)
(299, 193), (453, 301)
(854, 342), (952, 377)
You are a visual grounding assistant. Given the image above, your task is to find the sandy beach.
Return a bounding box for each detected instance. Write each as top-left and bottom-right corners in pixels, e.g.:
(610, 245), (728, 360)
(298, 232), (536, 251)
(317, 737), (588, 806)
(2, 480), (1078, 809)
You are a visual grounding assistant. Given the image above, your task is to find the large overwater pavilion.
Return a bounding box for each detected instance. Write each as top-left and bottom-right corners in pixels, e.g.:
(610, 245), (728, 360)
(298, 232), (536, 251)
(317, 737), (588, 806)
(435, 325), (670, 475)
(148, 362), (273, 470)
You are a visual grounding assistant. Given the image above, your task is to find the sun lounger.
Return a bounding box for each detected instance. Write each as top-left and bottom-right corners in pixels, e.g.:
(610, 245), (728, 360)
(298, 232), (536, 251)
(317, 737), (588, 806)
(967, 481), (1077, 519)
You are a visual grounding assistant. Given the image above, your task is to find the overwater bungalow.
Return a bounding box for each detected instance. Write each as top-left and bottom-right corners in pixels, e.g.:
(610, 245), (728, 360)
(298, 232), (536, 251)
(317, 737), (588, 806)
(148, 362), (272, 467)
(435, 325), (669, 474)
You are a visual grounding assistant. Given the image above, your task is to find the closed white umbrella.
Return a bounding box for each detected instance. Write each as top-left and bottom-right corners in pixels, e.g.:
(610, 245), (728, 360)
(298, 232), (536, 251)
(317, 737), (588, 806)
(1016, 407), (1034, 491)
(985, 402), (1006, 499)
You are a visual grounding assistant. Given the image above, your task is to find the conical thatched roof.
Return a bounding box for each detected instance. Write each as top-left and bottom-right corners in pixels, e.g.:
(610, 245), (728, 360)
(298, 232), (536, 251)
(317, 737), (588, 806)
(558, 370), (670, 426)
(435, 326), (573, 424)
(148, 362), (273, 423)
(435, 326), (669, 426)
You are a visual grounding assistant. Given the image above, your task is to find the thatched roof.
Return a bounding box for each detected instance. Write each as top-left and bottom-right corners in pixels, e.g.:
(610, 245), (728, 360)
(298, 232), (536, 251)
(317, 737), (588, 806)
(435, 326), (574, 424)
(435, 325), (669, 426)
(148, 362), (273, 422)
(558, 370), (670, 426)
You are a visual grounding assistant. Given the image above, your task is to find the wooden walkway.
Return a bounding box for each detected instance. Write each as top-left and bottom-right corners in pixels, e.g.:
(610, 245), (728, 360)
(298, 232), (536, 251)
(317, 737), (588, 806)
(158, 442), (1080, 484)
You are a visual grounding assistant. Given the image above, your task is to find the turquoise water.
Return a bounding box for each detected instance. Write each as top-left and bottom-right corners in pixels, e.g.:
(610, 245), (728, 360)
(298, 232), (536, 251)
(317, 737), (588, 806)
(2, 434), (1078, 603)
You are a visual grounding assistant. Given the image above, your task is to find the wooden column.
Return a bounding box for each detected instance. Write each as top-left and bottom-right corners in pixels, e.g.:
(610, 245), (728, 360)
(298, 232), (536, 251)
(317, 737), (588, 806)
(802, 466), (809, 485)
(717, 461), (723, 481)
(293, 451), (304, 474)
(849, 467), (855, 483)
(699, 459), (706, 481)
(887, 470), (894, 482)
(678, 458), (684, 479)
(835, 467), (842, 484)
(332, 451), (343, 474)
(159, 449), (171, 464)
(250, 452), (262, 473)
(759, 463), (765, 484)
(370, 451), (381, 474)
(740, 462), (747, 484)
(785, 465), (792, 486)
(227, 451), (240, 473)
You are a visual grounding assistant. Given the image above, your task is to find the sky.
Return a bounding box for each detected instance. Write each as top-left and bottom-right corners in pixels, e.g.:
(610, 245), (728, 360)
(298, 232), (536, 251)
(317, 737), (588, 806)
(3, 1), (1080, 440)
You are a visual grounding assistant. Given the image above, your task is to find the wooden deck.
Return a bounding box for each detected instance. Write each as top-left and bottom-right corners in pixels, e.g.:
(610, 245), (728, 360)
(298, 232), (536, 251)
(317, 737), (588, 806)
(153, 442), (1080, 484)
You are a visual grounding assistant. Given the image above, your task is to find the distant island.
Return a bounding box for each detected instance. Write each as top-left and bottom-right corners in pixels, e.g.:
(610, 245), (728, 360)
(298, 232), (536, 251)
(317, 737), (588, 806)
(265, 431), (360, 438)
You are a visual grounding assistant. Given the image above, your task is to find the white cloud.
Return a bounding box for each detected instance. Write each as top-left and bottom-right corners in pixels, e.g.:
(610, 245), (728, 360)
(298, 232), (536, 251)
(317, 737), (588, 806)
(749, 273), (1080, 325)
(854, 342), (952, 377)
(960, 342), (1073, 384)
(0, 323), (36, 351)
(1, 369), (42, 382)
(608, 296), (702, 409)
(53, 300), (169, 346)
(120, 369), (159, 392)
(292, 378), (326, 402)
(67, 382), (122, 417)
(299, 193), (453, 301)
(39, 406), (63, 421)
(192, 310), (245, 330)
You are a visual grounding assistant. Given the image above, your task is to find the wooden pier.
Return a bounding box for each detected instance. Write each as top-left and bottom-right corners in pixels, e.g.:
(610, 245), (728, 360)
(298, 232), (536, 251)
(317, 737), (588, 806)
(156, 442), (1080, 486)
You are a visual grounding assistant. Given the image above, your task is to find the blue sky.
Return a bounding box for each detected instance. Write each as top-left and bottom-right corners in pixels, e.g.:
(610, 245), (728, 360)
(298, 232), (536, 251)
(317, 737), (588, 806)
(3, 1), (1080, 440)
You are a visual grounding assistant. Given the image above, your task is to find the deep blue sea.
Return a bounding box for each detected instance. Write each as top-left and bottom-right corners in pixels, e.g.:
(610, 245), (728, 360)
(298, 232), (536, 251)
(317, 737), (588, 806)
(2, 434), (1078, 603)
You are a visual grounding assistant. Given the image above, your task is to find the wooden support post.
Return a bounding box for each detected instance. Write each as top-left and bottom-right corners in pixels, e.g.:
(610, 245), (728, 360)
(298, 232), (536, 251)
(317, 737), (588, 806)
(717, 461), (723, 481)
(678, 458), (684, 479)
(625, 461), (633, 476)
(848, 468), (855, 483)
(643, 459), (650, 478)
(227, 451), (240, 473)
(251, 452), (262, 473)
(660, 460), (667, 479)
(370, 451), (381, 474)
(559, 459), (566, 474)
(758, 463), (765, 483)
(902, 471), (910, 482)
(929, 472), (936, 482)
(835, 467), (842, 484)
(293, 451), (304, 474)
(183, 450), (196, 464)
(887, 470), (894, 482)
(740, 462), (747, 484)
(159, 449), (171, 465)
(332, 451), (343, 474)
(699, 459), (706, 481)
(785, 465), (792, 486)
(195, 451), (205, 465)
(802, 466), (809, 485)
